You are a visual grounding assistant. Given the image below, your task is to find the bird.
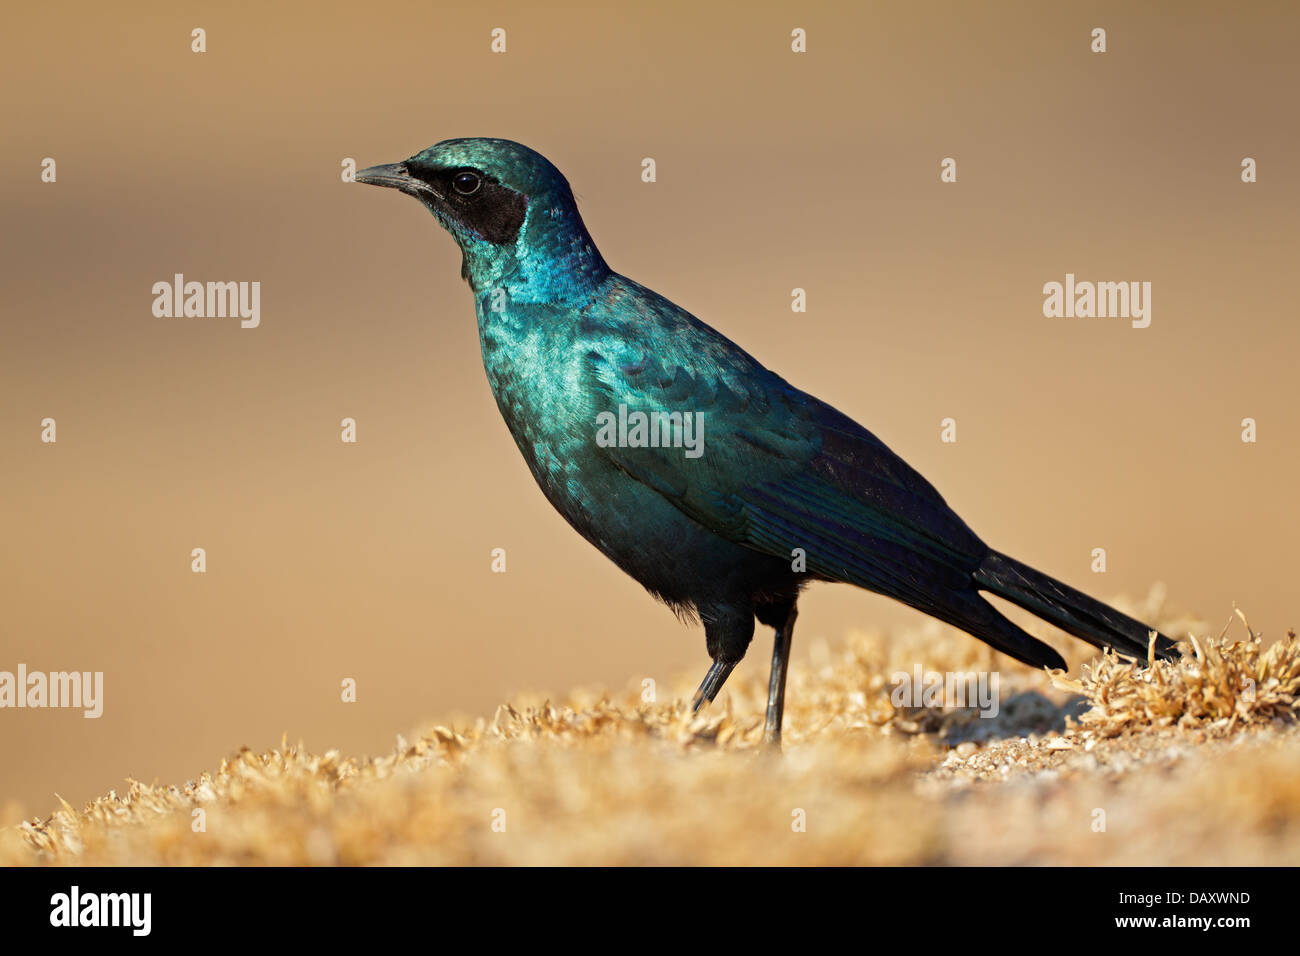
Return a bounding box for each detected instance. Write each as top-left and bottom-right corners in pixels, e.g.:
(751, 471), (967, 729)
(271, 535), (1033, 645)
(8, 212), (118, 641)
(354, 138), (1177, 745)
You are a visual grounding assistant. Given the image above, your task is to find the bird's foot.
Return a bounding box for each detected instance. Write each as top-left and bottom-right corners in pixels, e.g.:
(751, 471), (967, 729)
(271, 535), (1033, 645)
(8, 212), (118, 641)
(690, 658), (737, 714)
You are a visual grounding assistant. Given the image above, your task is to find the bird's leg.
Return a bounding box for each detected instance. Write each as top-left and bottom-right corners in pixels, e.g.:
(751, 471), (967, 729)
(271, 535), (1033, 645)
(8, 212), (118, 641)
(691, 658), (738, 714)
(764, 605), (799, 746)
(691, 606), (753, 715)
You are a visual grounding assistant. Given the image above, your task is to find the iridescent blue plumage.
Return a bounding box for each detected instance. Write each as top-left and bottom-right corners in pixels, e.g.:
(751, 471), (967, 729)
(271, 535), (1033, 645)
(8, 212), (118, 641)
(355, 138), (1176, 743)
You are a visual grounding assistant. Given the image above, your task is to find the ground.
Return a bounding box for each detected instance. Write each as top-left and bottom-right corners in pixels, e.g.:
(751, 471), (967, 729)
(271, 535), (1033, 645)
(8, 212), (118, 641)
(4, 592), (1298, 866)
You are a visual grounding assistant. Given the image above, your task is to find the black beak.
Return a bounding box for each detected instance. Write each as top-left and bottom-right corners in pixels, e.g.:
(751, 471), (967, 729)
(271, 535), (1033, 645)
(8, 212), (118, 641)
(354, 162), (443, 202)
(354, 162), (410, 188)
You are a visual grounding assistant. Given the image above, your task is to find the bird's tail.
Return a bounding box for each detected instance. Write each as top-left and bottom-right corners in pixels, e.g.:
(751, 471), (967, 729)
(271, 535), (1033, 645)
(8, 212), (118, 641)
(974, 550), (1178, 661)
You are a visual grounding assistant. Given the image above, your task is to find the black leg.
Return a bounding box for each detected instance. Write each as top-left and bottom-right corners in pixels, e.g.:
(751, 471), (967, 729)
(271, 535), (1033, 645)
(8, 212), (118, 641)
(764, 605), (798, 745)
(691, 658), (738, 713)
(691, 603), (753, 715)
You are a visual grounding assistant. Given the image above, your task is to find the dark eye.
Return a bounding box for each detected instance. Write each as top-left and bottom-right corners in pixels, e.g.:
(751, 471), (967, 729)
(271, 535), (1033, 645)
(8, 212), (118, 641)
(452, 171), (481, 195)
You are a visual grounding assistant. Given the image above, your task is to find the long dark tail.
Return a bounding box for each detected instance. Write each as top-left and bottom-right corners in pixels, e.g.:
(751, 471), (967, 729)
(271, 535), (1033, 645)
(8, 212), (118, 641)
(974, 550), (1179, 662)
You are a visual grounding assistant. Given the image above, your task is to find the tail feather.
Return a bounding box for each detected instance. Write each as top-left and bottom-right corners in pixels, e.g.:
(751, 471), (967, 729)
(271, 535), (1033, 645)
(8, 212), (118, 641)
(933, 595), (1068, 672)
(974, 550), (1178, 661)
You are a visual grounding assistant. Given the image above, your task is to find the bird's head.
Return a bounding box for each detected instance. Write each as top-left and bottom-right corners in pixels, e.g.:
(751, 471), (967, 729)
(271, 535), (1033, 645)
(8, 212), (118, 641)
(355, 138), (608, 300)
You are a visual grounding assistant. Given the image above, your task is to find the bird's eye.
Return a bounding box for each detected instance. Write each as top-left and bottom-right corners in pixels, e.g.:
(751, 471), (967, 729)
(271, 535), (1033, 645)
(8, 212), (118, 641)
(452, 171), (482, 196)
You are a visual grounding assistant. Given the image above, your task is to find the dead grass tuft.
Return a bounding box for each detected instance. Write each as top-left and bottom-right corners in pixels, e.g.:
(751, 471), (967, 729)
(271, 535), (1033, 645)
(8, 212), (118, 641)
(1058, 621), (1300, 739)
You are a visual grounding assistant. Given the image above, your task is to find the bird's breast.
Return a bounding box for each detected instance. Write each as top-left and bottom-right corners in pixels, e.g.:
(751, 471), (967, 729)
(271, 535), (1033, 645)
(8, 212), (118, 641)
(475, 304), (609, 509)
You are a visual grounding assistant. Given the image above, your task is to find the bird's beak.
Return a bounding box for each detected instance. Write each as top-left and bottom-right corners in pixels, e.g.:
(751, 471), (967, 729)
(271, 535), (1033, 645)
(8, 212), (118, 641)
(354, 162), (444, 203)
(354, 162), (411, 189)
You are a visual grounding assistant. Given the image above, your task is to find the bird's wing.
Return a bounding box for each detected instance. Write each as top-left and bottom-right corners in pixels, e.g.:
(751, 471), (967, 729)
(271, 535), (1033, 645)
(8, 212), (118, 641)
(580, 277), (988, 613)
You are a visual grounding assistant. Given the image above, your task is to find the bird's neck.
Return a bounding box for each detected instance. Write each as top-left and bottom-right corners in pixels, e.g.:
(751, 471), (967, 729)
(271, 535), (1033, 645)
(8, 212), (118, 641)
(459, 202), (610, 305)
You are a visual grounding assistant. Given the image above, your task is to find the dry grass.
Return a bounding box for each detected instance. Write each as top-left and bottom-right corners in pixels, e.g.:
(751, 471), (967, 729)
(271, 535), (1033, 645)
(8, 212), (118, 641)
(4, 593), (1298, 866)
(1060, 609), (1300, 737)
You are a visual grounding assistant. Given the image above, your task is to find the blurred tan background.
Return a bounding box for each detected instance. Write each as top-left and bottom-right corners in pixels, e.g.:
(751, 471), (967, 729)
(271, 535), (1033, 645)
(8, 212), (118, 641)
(2, 0), (1296, 812)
